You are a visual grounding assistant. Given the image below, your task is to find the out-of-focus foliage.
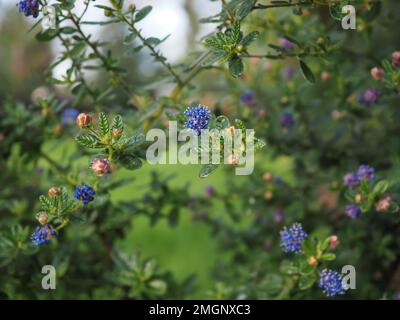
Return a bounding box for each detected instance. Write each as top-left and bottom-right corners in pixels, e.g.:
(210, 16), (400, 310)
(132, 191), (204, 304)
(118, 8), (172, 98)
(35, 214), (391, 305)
(1, 0), (400, 300)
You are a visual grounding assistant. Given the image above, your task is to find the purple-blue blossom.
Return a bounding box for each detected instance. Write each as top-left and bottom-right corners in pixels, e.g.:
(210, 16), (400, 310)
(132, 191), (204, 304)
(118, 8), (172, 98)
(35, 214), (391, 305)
(280, 222), (308, 253)
(240, 91), (255, 107)
(184, 105), (212, 135)
(358, 88), (382, 105)
(357, 164), (375, 182)
(345, 204), (361, 219)
(280, 111), (295, 129)
(18, 0), (39, 18)
(343, 172), (359, 188)
(319, 269), (346, 297)
(61, 108), (80, 125)
(279, 37), (295, 50)
(73, 184), (96, 205)
(31, 224), (56, 245)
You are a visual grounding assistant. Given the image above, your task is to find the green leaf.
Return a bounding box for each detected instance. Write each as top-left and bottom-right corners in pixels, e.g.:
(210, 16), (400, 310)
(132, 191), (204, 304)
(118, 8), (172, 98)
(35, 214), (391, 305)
(119, 154), (142, 170)
(201, 51), (229, 66)
(241, 31), (259, 46)
(254, 138), (266, 151)
(231, 22), (241, 45)
(319, 253), (336, 261)
(299, 60), (315, 84)
(98, 112), (110, 136)
(145, 37), (161, 46)
(36, 29), (59, 42)
(128, 133), (145, 149)
(135, 5), (152, 22)
(235, 119), (246, 130)
(280, 261), (298, 275)
(373, 180), (389, 196)
(298, 273), (317, 290)
(60, 27), (76, 35)
(112, 115), (124, 131)
(148, 279), (167, 295)
(76, 134), (102, 148)
(199, 164), (219, 178)
(228, 56), (243, 77)
(213, 116), (230, 130)
(39, 195), (52, 211)
(236, 0), (257, 20)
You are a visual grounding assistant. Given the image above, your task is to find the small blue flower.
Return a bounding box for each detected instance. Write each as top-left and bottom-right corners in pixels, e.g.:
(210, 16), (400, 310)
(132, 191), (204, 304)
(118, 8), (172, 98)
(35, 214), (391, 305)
(343, 172), (359, 188)
(282, 67), (296, 79)
(18, 0), (39, 18)
(184, 105), (212, 135)
(358, 88), (382, 106)
(273, 208), (285, 224)
(279, 37), (295, 50)
(280, 222), (308, 253)
(357, 164), (375, 182)
(61, 108), (80, 125)
(280, 111), (295, 129)
(345, 204), (361, 219)
(31, 224), (56, 246)
(240, 91), (255, 107)
(319, 269), (346, 297)
(205, 185), (215, 197)
(73, 184), (96, 205)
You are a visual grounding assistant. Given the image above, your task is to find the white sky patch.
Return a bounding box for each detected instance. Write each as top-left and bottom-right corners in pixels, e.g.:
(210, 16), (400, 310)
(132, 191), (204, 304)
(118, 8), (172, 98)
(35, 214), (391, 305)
(0, 0), (220, 80)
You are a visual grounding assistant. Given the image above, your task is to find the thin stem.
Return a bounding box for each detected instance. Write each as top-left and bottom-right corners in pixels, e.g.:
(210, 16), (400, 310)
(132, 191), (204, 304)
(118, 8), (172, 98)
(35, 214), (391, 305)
(40, 150), (67, 173)
(68, 11), (132, 97)
(113, 7), (183, 85)
(55, 219), (70, 232)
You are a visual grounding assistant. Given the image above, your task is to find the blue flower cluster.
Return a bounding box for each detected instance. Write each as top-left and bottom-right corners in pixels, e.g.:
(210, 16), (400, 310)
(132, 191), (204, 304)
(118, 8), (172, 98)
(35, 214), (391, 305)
(184, 105), (212, 135)
(319, 269), (346, 297)
(343, 164), (375, 188)
(61, 108), (80, 125)
(280, 111), (295, 129)
(240, 91), (255, 107)
(280, 222), (308, 253)
(31, 225), (56, 245)
(345, 204), (361, 219)
(73, 184), (96, 205)
(358, 88), (382, 106)
(18, 0), (39, 18)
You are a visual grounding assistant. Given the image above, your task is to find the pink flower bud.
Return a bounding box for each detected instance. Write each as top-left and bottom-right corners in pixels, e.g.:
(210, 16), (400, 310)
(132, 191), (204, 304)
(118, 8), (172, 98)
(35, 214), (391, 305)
(329, 235), (339, 249)
(392, 51), (400, 67)
(76, 113), (92, 128)
(321, 71), (331, 81)
(48, 187), (61, 197)
(112, 128), (122, 138)
(376, 195), (392, 213)
(370, 67), (384, 80)
(227, 154), (239, 165)
(38, 213), (48, 225)
(91, 158), (111, 176)
(262, 172), (273, 182)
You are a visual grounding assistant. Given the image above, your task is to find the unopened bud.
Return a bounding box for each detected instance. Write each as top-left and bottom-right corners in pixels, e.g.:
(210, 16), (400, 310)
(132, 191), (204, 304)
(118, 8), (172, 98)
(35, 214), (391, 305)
(355, 194), (364, 204)
(307, 256), (318, 267)
(91, 158), (111, 176)
(76, 113), (92, 128)
(262, 172), (273, 183)
(112, 128), (122, 138)
(38, 213), (48, 225)
(329, 235), (339, 249)
(321, 71), (331, 81)
(227, 154), (239, 165)
(263, 190), (273, 200)
(48, 187), (61, 197)
(371, 67), (384, 80)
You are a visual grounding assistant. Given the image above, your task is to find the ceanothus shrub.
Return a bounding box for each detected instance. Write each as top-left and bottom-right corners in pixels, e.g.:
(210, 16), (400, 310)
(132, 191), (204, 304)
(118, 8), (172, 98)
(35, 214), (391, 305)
(1, 0), (400, 300)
